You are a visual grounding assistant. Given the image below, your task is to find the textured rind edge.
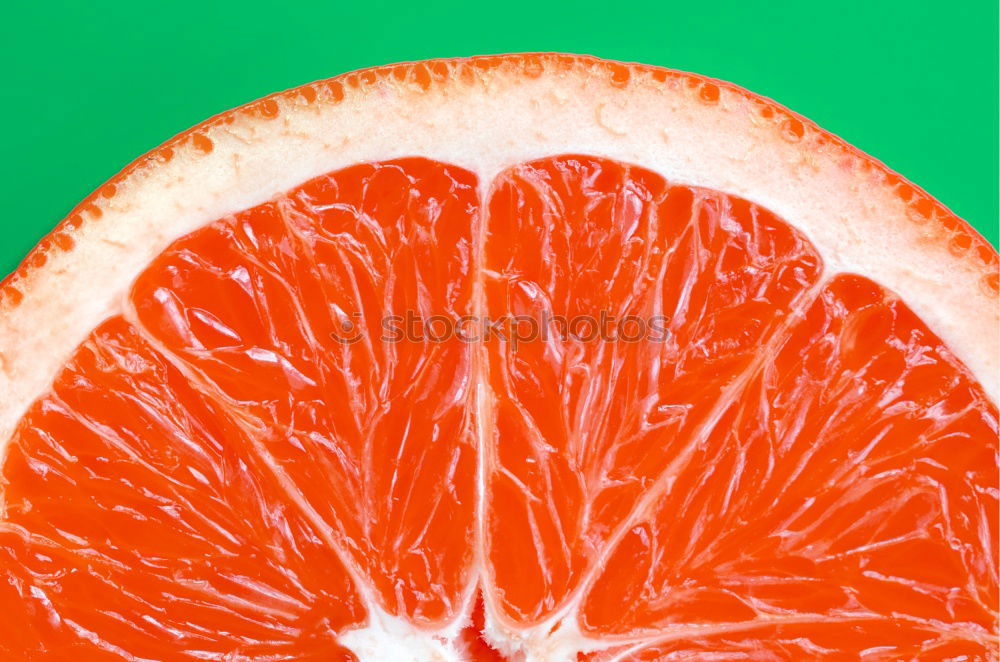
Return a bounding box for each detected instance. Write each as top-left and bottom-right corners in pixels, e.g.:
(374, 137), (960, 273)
(4, 54), (996, 301)
(1, 53), (997, 442)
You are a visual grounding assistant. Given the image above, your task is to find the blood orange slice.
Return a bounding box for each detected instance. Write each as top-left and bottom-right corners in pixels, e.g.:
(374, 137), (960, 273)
(0, 55), (996, 661)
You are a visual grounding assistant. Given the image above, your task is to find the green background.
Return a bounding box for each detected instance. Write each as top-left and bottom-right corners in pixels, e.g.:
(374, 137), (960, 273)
(2, 0), (997, 279)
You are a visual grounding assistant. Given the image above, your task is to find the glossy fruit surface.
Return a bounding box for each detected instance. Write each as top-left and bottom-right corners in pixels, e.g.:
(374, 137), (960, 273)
(1, 56), (996, 661)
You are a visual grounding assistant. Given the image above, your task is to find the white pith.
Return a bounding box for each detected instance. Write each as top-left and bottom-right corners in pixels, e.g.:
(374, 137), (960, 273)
(0, 57), (996, 660)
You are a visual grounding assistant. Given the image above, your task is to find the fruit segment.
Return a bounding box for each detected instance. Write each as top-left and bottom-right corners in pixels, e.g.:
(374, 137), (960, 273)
(1, 319), (364, 660)
(482, 156), (823, 624)
(580, 619), (993, 661)
(130, 159), (481, 626)
(581, 274), (998, 653)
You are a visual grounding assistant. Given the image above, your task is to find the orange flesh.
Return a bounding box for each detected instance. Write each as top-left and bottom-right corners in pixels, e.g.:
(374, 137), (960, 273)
(1, 156), (996, 659)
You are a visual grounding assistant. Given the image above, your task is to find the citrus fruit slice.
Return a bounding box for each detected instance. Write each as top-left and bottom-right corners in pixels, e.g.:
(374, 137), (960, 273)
(0, 54), (996, 661)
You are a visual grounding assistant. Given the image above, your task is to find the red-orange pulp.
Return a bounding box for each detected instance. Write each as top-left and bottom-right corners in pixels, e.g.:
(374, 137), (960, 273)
(2, 156), (996, 660)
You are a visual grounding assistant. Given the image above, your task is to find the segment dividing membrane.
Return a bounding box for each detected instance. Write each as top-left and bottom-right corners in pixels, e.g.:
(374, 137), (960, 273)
(1, 156), (996, 661)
